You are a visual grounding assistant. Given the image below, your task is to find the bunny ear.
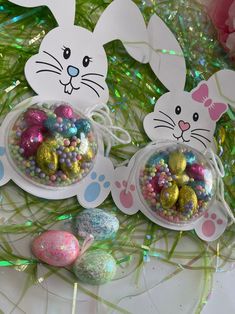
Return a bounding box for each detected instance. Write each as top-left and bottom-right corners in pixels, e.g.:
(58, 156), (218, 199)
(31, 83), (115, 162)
(207, 70), (235, 108)
(148, 14), (186, 91)
(9, 0), (75, 26)
(93, 0), (149, 63)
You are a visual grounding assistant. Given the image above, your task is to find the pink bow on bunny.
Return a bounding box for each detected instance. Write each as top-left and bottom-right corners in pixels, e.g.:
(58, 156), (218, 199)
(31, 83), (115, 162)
(192, 83), (227, 121)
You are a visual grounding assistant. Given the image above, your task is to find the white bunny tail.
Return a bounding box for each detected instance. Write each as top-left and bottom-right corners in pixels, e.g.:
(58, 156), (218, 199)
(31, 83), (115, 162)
(9, 0), (75, 26)
(93, 0), (149, 63)
(207, 70), (235, 109)
(148, 14), (186, 91)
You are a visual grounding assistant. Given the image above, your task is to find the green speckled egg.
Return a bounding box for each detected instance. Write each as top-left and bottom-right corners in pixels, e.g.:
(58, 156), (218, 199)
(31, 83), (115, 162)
(73, 250), (116, 285)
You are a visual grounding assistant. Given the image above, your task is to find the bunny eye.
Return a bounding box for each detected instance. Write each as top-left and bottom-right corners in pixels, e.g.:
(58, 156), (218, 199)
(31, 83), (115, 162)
(83, 56), (92, 67)
(175, 106), (181, 115)
(193, 112), (199, 121)
(63, 47), (71, 59)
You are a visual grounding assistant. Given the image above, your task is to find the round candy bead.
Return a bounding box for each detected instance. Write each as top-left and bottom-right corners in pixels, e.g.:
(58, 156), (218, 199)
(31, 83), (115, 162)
(32, 230), (80, 267)
(73, 250), (116, 285)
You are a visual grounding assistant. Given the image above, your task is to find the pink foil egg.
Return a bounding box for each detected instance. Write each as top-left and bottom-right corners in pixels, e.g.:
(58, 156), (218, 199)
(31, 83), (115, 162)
(186, 163), (205, 181)
(31, 230), (80, 267)
(20, 126), (43, 157)
(24, 108), (47, 128)
(54, 104), (74, 119)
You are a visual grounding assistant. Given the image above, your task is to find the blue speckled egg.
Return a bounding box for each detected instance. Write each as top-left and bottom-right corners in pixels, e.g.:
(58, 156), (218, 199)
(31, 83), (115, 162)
(73, 250), (116, 285)
(74, 208), (119, 241)
(75, 119), (91, 137)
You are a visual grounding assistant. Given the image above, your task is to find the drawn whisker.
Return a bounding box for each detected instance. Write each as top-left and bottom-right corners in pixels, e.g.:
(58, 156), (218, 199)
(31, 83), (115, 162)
(154, 125), (174, 130)
(191, 133), (211, 143)
(159, 110), (176, 126)
(81, 78), (104, 90)
(191, 128), (210, 133)
(36, 69), (61, 75)
(191, 135), (207, 148)
(153, 118), (174, 127)
(81, 82), (100, 97)
(43, 50), (63, 70)
(36, 61), (62, 72)
(81, 73), (104, 78)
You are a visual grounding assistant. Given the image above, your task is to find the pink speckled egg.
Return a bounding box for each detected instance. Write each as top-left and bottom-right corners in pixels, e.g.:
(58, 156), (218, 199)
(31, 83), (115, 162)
(31, 230), (80, 267)
(20, 126), (43, 158)
(186, 163), (205, 181)
(54, 104), (74, 119)
(24, 108), (47, 128)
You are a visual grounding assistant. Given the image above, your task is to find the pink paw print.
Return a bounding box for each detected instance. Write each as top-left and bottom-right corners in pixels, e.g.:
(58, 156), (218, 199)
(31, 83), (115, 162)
(115, 180), (135, 208)
(201, 212), (224, 237)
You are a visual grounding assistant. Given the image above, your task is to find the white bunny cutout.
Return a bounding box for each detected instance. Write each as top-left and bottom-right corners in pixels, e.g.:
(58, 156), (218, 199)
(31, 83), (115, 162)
(111, 14), (235, 242)
(0, 0), (149, 207)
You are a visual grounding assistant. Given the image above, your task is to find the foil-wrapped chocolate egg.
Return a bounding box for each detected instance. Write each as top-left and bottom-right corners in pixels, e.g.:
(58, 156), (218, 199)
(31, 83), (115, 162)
(61, 161), (81, 178)
(179, 186), (198, 213)
(32, 230), (80, 267)
(54, 104), (74, 119)
(169, 151), (186, 174)
(24, 108), (47, 128)
(20, 126), (43, 157)
(174, 174), (189, 186)
(36, 141), (58, 175)
(75, 119), (91, 137)
(160, 183), (179, 209)
(186, 163), (205, 181)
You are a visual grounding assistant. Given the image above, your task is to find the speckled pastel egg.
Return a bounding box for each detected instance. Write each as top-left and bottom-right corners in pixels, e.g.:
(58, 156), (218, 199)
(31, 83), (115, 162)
(73, 250), (116, 285)
(179, 186), (198, 213)
(169, 151), (186, 174)
(54, 104), (74, 119)
(20, 126), (43, 157)
(75, 208), (119, 241)
(24, 108), (48, 128)
(32, 230), (80, 267)
(160, 183), (179, 209)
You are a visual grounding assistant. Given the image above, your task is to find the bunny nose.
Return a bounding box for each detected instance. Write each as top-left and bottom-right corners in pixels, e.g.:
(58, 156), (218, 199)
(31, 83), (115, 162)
(178, 120), (190, 131)
(67, 65), (80, 77)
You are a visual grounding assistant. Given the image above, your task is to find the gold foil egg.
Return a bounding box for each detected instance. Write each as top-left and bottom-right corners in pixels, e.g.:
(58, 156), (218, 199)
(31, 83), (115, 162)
(169, 151), (186, 174)
(83, 147), (94, 161)
(160, 183), (179, 209)
(61, 161), (81, 178)
(36, 142), (58, 175)
(179, 186), (198, 212)
(174, 174), (189, 186)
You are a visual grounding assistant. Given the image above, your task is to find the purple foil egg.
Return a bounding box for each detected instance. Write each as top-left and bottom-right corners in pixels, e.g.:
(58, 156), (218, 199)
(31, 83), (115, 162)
(31, 230), (80, 267)
(24, 108), (47, 128)
(20, 126), (43, 157)
(54, 104), (74, 119)
(186, 163), (205, 181)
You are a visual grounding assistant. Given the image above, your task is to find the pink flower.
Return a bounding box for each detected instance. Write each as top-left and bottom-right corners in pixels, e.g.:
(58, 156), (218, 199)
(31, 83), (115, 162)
(207, 0), (235, 58)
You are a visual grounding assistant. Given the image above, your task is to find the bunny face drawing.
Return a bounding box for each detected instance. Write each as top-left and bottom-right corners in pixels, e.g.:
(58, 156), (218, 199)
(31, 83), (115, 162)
(11, 0), (149, 111)
(25, 27), (109, 104)
(144, 87), (227, 152)
(0, 0), (149, 206)
(112, 14), (235, 242)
